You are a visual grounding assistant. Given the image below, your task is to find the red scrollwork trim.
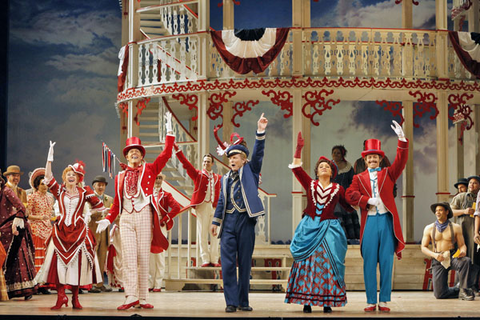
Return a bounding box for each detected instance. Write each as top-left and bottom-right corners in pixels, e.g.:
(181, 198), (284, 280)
(409, 91), (438, 128)
(449, 92), (474, 145)
(172, 93), (198, 121)
(375, 100), (404, 126)
(134, 98), (151, 126)
(118, 102), (129, 117)
(117, 77), (480, 104)
(302, 90), (340, 126)
(231, 100), (259, 127)
(207, 91), (237, 122)
(261, 90), (293, 119)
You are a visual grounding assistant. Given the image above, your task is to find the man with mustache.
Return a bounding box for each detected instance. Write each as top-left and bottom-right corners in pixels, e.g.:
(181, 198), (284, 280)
(346, 120), (408, 313)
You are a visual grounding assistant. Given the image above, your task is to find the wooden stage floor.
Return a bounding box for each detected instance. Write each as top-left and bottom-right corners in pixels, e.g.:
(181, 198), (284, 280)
(1, 290), (480, 319)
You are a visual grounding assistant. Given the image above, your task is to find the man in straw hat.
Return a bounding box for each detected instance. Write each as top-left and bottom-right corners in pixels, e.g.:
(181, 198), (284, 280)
(3, 165), (27, 204)
(421, 202), (475, 300)
(210, 113), (268, 313)
(345, 120), (408, 312)
(96, 112), (175, 310)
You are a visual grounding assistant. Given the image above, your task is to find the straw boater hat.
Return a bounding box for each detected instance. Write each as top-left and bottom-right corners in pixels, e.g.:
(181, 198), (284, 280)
(3, 165), (24, 177)
(123, 136), (146, 158)
(454, 178), (468, 189)
(29, 168), (46, 189)
(430, 202), (453, 220)
(361, 139), (385, 158)
(92, 175), (108, 186)
(68, 161), (86, 183)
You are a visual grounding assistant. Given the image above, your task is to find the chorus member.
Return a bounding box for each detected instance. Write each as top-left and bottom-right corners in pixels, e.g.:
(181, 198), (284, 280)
(149, 173), (181, 292)
(96, 112), (175, 310)
(454, 178), (468, 195)
(345, 120), (408, 312)
(0, 172), (38, 300)
(35, 144), (106, 310)
(27, 168), (54, 294)
(422, 202), (475, 300)
(4, 165), (27, 204)
(285, 133), (353, 313)
(211, 113), (268, 313)
(88, 175), (113, 293)
(175, 146), (221, 267)
(451, 175), (480, 293)
(331, 145), (359, 240)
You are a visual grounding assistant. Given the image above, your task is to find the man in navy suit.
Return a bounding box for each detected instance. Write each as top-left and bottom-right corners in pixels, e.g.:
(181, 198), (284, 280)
(211, 113), (268, 313)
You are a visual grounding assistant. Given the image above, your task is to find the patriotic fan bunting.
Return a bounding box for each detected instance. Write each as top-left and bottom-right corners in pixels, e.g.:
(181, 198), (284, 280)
(211, 28), (290, 75)
(102, 142), (118, 179)
(449, 31), (480, 78)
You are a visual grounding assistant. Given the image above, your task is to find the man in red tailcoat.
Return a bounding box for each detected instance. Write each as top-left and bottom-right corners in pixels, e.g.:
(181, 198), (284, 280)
(346, 120), (408, 313)
(97, 113), (174, 310)
(175, 146), (221, 267)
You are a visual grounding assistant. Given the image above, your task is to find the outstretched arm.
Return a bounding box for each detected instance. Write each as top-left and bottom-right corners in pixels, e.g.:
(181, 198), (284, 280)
(45, 141), (56, 181)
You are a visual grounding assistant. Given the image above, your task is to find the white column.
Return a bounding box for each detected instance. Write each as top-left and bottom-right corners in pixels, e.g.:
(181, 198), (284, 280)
(198, 0), (210, 80)
(197, 92), (209, 168)
(127, 0), (141, 139)
(223, 0), (234, 29)
(436, 91), (450, 202)
(402, 100), (414, 242)
(402, 0), (413, 29)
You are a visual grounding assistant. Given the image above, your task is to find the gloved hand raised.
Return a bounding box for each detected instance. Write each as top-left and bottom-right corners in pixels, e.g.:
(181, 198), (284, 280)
(390, 120), (405, 141)
(47, 141), (56, 162)
(294, 132), (304, 159)
(165, 111), (173, 134)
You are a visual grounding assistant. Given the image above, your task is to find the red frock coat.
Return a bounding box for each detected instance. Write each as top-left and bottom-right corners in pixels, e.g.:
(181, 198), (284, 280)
(47, 178), (106, 266)
(106, 134), (174, 254)
(345, 139), (409, 259)
(154, 189), (181, 231)
(175, 150), (221, 211)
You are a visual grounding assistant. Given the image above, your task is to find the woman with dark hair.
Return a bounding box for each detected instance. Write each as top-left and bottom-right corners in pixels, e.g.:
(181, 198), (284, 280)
(0, 171), (38, 300)
(35, 142), (106, 310)
(27, 168), (54, 294)
(285, 133), (353, 314)
(331, 145), (360, 240)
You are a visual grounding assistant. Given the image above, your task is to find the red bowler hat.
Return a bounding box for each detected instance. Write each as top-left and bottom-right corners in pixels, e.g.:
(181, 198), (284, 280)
(361, 139), (385, 158)
(123, 136), (146, 158)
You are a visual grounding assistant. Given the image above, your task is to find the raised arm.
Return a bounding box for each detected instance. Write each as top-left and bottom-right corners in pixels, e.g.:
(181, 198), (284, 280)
(249, 113), (268, 175)
(45, 141), (56, 181)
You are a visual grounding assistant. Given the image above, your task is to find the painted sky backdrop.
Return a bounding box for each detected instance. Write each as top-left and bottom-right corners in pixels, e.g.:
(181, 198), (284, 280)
(7, 0), (464, 241)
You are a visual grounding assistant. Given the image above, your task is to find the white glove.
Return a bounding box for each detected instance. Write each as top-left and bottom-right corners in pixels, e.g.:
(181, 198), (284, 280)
(84, 211), (92, 225)
(367, 198), (380, 207)
(47, 141), (56, 162)
(165, 111), (173, 133)
(390, 120), (406, 141)
(96, 219), (110, 233)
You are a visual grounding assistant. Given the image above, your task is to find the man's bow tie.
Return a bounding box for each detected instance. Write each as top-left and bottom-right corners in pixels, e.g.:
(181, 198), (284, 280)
(368, 168), (381, 173)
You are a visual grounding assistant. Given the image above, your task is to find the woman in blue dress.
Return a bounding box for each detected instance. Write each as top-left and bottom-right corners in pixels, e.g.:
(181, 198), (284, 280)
(285, 132), (353, 313)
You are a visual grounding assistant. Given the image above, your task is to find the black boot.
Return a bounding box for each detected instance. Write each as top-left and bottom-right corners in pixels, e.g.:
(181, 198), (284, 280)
(303, 305), (312, 313)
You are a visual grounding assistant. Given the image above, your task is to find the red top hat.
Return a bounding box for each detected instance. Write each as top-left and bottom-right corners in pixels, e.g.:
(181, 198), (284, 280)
(68, 161), (86, 183)
(361, 139), (385, 158)
(123, 136), (146, 158)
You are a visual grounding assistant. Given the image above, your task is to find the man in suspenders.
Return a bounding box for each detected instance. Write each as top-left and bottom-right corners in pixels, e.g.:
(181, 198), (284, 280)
(421, 202), (475, 300)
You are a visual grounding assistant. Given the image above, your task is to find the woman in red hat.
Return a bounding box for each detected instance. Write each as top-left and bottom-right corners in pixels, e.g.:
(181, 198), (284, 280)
(285, 132), (354, 314)
(35, 142), (106, 310)
(26, 168), (55, 294)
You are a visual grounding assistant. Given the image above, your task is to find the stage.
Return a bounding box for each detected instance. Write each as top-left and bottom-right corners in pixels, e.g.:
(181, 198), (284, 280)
(1, 290), (479, 319)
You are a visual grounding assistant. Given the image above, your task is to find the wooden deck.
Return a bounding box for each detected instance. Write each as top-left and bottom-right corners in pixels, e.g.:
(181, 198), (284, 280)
(0, 290), (477, 319)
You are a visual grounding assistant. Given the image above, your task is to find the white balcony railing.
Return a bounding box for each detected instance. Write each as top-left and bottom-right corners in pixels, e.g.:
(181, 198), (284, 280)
(134, 27), (474, 89)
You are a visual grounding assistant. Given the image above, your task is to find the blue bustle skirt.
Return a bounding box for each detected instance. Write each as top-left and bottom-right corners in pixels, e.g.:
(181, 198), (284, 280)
(285, 216), (347, 307)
